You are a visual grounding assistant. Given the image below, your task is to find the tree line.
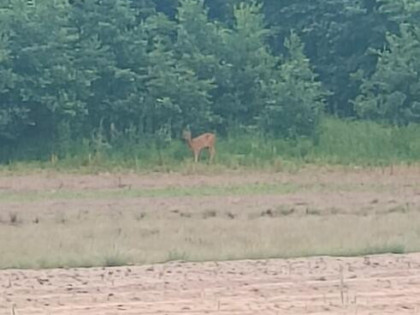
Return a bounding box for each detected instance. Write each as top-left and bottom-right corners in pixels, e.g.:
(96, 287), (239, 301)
(0, 0), (419, 158)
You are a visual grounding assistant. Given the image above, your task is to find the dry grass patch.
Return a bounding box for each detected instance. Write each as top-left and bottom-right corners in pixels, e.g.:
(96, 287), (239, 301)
(0, 207), (419, 269)
(0, 166), (420, 269)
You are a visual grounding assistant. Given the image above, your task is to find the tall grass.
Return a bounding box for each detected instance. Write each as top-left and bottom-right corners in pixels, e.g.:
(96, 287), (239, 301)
(1, 117), (420, 172)
(314, 118), (420, 165)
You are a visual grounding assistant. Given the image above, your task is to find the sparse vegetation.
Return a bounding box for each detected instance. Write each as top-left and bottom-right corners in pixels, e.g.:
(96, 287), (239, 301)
(202, 209), (217, 219)
(102, 252), (131, 267)
(0, 168), (419, 270)
(8, 212), (19, 225)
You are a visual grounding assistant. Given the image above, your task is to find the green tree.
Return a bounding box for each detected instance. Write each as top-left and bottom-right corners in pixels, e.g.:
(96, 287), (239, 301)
(262, 0), (388, 117)
(174, 0), (224, 132)
(0, 0), (85, 153)
(259, 32), (326, 138)
(0, 2), (23, 142)
(379, 0), (420, 24)
(67, 0), (150, 139)
(354, 24), (420, 125)
(144, 30), (214, 137)
(213, 1), (277, 129)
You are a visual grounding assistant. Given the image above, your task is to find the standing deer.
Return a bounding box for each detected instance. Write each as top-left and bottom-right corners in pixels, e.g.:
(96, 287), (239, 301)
(182, 130), (216, 163)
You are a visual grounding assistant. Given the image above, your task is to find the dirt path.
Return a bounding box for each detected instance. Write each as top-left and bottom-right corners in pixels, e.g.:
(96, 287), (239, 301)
(2, 253), (420, 315)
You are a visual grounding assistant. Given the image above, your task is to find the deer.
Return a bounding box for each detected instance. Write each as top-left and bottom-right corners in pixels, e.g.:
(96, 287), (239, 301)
(182, 129), (216, 163)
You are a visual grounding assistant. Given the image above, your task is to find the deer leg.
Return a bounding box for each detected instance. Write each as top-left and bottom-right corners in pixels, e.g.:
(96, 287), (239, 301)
(209, 146), (216, 163)
(194, 150), (199, 163)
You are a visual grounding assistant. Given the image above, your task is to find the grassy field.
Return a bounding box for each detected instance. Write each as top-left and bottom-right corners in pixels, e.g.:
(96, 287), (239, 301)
(2, 118), (420, 173)
(0, 165), (419, 269)
(1, 118), (420, 269)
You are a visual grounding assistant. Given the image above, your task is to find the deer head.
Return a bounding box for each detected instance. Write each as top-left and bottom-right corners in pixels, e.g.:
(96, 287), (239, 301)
(182, 129), (192, 142)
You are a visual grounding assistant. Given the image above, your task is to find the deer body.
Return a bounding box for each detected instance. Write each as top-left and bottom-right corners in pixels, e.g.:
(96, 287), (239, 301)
(183, 130), (216, 163)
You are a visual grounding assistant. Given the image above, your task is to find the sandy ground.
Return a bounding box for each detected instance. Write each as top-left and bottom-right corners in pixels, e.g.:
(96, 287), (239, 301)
(0, 165), (418, 192)
(1, 166), (420, 314)
(2, 254), (420, 315)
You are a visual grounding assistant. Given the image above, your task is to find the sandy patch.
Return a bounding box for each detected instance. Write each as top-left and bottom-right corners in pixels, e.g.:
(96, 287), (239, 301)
(1, 254), (420, 314)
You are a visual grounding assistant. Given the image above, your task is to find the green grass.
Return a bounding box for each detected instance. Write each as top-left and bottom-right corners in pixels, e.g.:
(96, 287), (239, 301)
(314, 118), (420, 165)
(1, 117), (420, 172)
(0, 180), (392, 203)
(0, 182), (300, 202)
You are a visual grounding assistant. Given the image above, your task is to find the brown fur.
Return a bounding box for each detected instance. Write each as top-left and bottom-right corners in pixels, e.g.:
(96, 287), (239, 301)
(182, 130), (216, 163)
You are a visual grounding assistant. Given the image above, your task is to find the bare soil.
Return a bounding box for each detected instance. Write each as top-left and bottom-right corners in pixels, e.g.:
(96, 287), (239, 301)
(1, 166), (420, 314)
(2, 254), (420, 314)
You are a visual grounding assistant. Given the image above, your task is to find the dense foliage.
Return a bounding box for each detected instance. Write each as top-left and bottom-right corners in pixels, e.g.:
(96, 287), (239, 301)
(0, 0), (419, 160)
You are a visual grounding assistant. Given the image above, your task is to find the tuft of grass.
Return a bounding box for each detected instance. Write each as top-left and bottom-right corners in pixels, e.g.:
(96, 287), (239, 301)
(134, 212), (146, 221)
(102, 253), (130, 267)
(202, 209), (217, 219)
(165, 250), (189, 262)
(334, 243), (406, 257)
(9, 212), (20, 225)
